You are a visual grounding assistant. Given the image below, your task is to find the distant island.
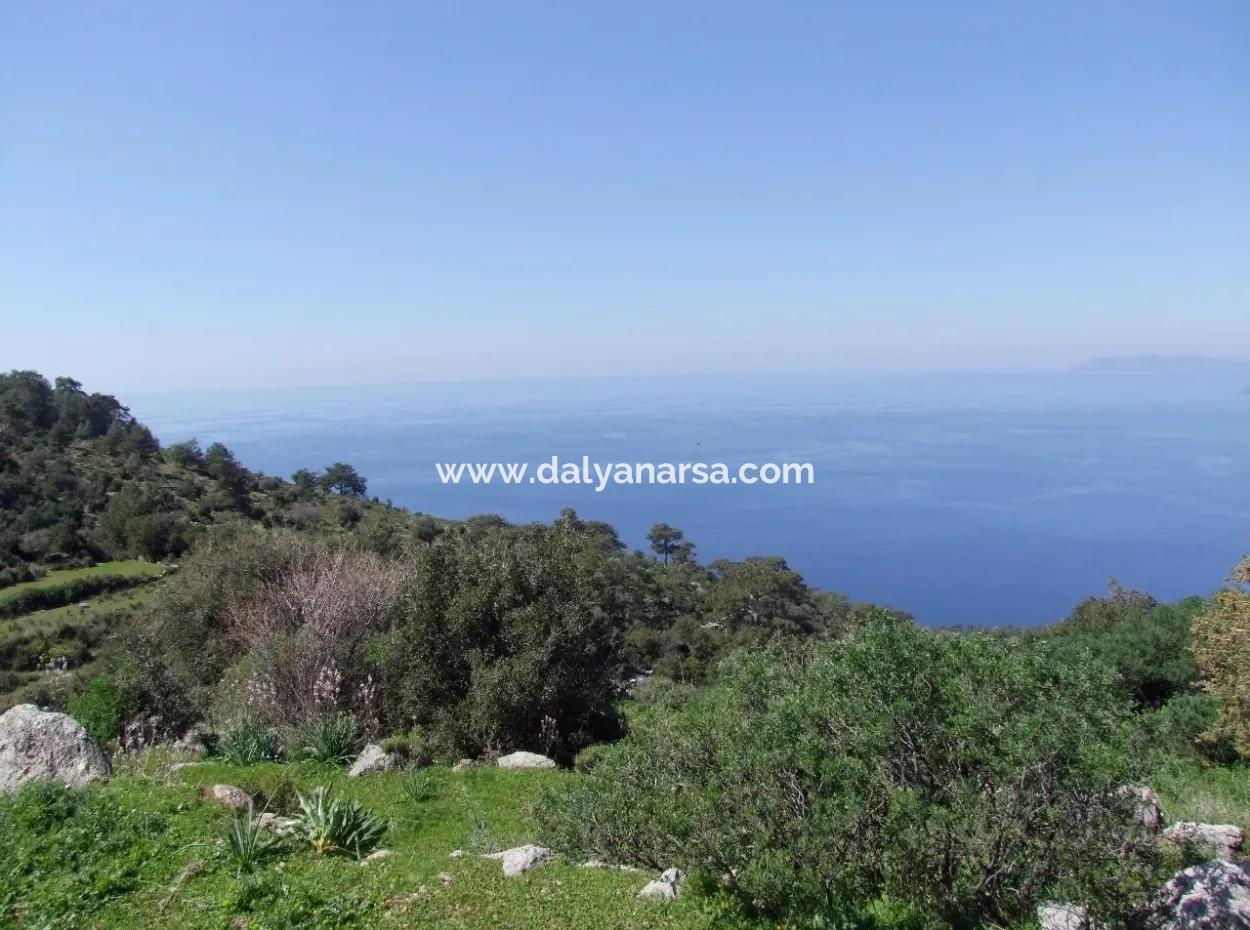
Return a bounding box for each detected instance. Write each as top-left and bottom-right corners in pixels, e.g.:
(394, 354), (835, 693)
(1072, 354), (1250, 375)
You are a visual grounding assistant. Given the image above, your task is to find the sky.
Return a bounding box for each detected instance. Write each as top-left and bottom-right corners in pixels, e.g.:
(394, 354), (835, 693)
(2, 1), (1248, 391)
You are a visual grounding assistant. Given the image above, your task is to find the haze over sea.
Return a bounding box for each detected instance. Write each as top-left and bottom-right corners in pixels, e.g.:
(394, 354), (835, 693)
(129, 370), (1250, 627)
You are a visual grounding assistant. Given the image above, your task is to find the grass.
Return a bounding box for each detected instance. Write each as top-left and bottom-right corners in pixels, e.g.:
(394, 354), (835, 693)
(0, 582), (164, 710)
(1151, 755), (1250, 832)
(0, 560), (166, 608)
(0, 756), (759, 930)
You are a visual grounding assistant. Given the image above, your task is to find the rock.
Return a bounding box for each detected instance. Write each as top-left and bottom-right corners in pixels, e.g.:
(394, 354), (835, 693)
(497, 751), (556, 770)
(438, 871), (454, 884)
(173, 723), (215, 754)
(0, 704), (111, 794)
(348, 744), (400, 778)
(204, 784), (251, 809)
(449, 849), (466, 859)
(582, 859), (642, 872)
(1137, 859), (1250, 930)
(1038, 902), (1092, 930)
(1128, 785), (1164, 832)
(452, 759), (479, 772)
(1162, 822), (1245, 859)
(639, 867), (684, 901)
(361, 849), (394, 864)
(499, 844), (551, 876)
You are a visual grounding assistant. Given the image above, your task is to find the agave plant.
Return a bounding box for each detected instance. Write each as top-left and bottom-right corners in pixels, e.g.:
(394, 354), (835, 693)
(225, 805), (277, 876)
(291, 786), (388, 859)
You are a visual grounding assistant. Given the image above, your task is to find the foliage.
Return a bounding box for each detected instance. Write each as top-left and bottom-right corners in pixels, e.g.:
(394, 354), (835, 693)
(225, 805), (278, 876)
(291, 786), (388, 859)
(541, 614), (1166, 928)
(1047, 581), (1201, 707)
(217, 719), (280, 765)
(373, 520), (630, 759)
(0, 563), (163, 618)
(294, 712), (362, 765)
(1191, 556), (1250, 757)
(66, 665), (142, 745)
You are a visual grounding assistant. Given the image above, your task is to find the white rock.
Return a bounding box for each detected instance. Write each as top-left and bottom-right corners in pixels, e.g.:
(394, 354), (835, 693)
(361, 849), (394, 864)
(452, 759), (479, 772)
(500, 844), (551, 876)
(1129, 785), (1164, 832)
(497, 751), (556, 770)
(0, 704), (111, 794)
(348, 744), (399, 778)
(639, 867), (684, 900)
(1038, 902), (1091, 930)
(1162, 822), (1245, 859)
(1138, 859), (1250, 930)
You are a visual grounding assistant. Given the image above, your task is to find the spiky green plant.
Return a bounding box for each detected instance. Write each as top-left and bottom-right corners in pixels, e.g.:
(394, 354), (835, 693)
(291, 786), (388, 859)
(217, 720), (278, 766)
(225, 806), (277, 877)
(295, 712), (361, 765)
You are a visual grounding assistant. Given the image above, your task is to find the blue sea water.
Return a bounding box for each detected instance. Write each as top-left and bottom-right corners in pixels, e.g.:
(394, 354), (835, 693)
(128, 371), (1250, 627)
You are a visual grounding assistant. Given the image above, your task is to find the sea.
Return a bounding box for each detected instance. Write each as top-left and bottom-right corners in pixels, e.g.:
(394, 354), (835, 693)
(128, 370), (1250, 627)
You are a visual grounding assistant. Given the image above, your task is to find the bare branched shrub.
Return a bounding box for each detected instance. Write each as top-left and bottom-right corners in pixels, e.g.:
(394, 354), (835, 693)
(225, 547), (404, 730)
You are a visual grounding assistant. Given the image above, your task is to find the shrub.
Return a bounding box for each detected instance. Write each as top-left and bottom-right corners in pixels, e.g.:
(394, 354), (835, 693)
(66, 667), (141, 745)
(294, 712), (361, 765)
(226, 806), (278, 876)
(374, 522), (627, 759)
(291, 786), (388, 859)
(1191, 557), (1250, 757)
(540, 614), (1166, 929)
(380, 727), (430, 766)
(218, 720), (279, 765)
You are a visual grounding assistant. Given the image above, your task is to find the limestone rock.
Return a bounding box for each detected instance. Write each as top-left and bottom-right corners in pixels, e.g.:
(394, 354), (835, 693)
(348, 744), (400, 778)
(1137, 859), (1250, 930)
(497, 751), (556, 770)
(1162, 822), (1245, 859)
(500, 844), (551, 876)
(204, 784), (251, 809)
(1038, 902), (1092, 930)
(639, 867), (684, 901)
(0, 704), (111, 794)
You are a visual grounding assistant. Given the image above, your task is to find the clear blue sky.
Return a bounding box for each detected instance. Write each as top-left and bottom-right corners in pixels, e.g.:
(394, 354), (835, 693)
(3, 2), (1248, 390)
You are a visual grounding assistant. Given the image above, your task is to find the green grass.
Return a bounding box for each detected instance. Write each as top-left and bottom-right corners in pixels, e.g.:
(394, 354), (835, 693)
(0, 561), (166, 607)
(0, 756), (761, 930)
(1151, 756), (1250, 831)
(0, 582), (164, 710)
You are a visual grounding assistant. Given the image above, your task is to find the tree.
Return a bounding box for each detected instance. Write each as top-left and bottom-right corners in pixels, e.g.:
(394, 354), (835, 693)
(291, 468), (321, 496)
(646, 523), (684, 565)
(319, 462), (367, 497)
(1192, 555), (1250, 756)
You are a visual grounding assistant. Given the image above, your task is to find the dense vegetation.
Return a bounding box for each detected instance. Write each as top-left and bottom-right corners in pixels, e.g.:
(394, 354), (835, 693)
(2, 370), (1249, 929)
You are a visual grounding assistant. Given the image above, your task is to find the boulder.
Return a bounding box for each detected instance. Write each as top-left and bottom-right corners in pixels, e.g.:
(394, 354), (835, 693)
(452, 759), (479, 773)
(0, 704), (111, 794)
(1162, 822), (1245, 859)
(1137, 859), (1250, 930)
(204, 784), (251, 809)
(497, 751), (556, 770)
(1129, 785), (1165, 832)
(639, 867), (684, 901)
(361, 848), (394, 864)
(1038, 902), (1091, 930)
(348, 744), (400, 778)
(500, 844), (551, 876)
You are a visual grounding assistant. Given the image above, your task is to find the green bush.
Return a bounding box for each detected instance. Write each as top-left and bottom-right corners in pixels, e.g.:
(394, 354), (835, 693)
(217, 720), (279, 765)
(66, 668), (141, 745)
(540, 614), (1166, 929)
(294, 712), (361, 765)
(373, 522), (627, 759)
